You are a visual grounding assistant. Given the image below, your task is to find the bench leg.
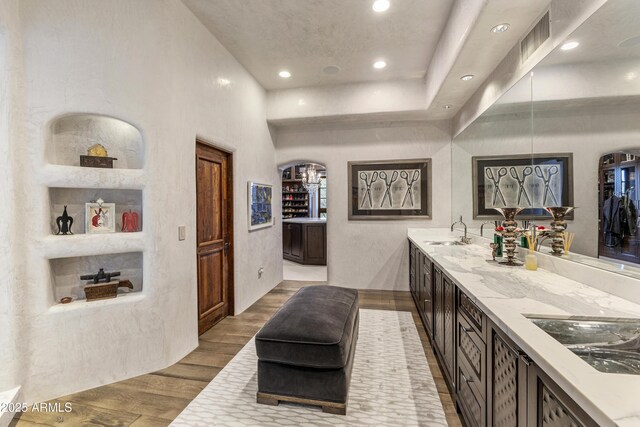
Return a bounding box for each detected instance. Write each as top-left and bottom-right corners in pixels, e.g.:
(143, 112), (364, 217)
(322, 405), (346, 415)
(257, 395), (280, 406)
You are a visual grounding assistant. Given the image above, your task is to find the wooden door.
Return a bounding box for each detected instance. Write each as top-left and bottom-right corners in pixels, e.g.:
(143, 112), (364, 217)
(290, 223), (303, 259)
(283, 224), (292, 256)
(196, 141), (233, 335)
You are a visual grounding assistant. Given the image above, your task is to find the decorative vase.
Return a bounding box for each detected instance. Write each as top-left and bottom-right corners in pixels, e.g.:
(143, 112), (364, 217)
(544, 207), (575, 256)
(494, 207), (525, 266)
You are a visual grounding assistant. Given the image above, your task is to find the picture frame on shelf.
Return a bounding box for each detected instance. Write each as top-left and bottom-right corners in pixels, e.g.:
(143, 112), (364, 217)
(85, 200), (116, 233)
(472, 153), (574, 220)
(348, 159), (432, 220)
(248, 181), (273, 231)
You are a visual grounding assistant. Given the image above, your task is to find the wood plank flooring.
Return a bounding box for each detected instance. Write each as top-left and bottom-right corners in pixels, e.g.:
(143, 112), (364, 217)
(12, 281), (462, 426)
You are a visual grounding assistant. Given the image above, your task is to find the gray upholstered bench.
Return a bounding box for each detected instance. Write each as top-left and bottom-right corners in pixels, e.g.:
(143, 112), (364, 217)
(255, 285), (359, 415)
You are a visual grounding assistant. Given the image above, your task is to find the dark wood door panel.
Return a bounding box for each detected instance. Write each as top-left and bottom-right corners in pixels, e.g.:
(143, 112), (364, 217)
(198, 248), (225, 318)
(305, 224), (326, 261)
(196, 141), (233, 335)
(290, 223), (303, 258)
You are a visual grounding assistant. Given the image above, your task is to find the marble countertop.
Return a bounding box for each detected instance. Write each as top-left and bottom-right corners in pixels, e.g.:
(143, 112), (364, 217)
(282, 218), (327, 224)
(408, 228), (640, 427)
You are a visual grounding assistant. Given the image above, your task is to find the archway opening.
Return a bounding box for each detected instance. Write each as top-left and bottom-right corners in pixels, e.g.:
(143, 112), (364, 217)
(279, 161), (328, 282)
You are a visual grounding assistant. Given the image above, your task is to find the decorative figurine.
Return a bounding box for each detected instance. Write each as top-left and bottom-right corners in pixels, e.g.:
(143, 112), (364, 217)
(493, 207), (525, 266)
(489, 243), (499, 261)
(121, 210), (140, 232)
(80, 143), (117, 168)
(543, 207), (576, 256)
(56, 205), (74, 235)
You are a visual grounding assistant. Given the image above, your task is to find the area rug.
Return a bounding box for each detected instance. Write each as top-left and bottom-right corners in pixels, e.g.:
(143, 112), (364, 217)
(171, 309), (448, 426)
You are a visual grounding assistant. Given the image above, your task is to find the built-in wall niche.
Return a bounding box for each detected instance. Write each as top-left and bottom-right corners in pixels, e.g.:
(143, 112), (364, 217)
(50, 252), (143, 302)
(47, 114), (144, 169)
(49, 188), (142, 235)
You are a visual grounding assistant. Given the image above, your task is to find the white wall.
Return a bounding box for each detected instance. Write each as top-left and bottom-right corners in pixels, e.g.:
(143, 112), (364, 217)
(276, 121), (452, 291)
(5, 0), (282, 403)
(0, 0), (26, 398)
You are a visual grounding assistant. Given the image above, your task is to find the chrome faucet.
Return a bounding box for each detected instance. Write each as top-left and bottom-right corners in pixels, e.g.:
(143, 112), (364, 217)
(480, 221), (498, 237)
(451, 216), (471, 244)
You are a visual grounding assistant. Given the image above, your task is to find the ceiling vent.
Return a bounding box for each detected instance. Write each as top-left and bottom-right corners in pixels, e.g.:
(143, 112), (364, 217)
(520, 11), (550, 62)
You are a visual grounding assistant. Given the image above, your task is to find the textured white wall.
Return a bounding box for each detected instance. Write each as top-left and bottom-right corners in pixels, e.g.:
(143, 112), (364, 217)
(0, 0), (26, 398)
(7, 0), (282, 402)
(276, 121), (452, 291)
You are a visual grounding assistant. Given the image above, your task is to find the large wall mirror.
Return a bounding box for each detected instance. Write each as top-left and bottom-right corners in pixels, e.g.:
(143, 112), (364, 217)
(452, 0), (640, 277)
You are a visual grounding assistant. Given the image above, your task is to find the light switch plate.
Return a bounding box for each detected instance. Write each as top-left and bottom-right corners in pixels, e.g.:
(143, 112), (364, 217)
(178, 226), (186, 241)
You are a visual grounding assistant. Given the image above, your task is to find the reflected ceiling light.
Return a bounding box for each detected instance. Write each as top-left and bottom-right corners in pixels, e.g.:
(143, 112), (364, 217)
(561, 41), (579, 51)
(373, 60), (387, 69)
(372, 0), (390, 12)
(619, 35), (640, 48)
(443, 105), (453, 109)
(625, 71), (638, 81)
(278, 70), (291, 78)
(491, 23), (510, 33)
(460, 74), (474, 81)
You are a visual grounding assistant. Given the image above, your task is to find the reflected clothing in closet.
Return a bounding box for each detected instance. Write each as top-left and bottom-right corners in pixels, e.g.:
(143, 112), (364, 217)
(603, 195), (637, 247)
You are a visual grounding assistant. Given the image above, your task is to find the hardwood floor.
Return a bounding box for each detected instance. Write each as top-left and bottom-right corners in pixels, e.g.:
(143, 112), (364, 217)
(12, 281), (462, 426)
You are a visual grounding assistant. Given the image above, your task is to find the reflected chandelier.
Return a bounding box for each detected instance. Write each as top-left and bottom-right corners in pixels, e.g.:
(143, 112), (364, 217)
(301, 164), (321, 192)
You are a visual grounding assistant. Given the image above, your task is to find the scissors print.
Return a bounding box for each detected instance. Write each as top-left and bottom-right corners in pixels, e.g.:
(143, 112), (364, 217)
(509, 166), (533, 206)
(534, 165), (559, 205)
(400, 170), (420, 207)
(485, 167), (508, 206)
(359, 171), (379, 208)
(379, 171), (399, 207)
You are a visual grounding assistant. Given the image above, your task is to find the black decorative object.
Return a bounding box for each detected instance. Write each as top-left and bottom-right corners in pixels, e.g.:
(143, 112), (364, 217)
(56, 205), (74, 235)
(80, 268), (121, 284)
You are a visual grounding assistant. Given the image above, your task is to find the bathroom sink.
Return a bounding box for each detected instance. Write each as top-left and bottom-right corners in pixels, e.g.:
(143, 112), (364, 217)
(422, 241), (465, 246)
(527, 315), (640, 375)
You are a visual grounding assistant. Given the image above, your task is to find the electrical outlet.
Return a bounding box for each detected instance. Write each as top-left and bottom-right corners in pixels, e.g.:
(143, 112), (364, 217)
(258, 267), (264, 278)
(178, 226), (186, 241)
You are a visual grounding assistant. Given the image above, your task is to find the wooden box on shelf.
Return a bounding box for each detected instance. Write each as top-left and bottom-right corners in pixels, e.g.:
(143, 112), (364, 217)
(84, 279), (133, 301)
(80, 155), (117, 168)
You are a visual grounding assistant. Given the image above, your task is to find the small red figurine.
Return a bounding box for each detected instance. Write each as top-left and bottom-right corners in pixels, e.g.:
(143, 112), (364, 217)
(121, 210), (139, 232)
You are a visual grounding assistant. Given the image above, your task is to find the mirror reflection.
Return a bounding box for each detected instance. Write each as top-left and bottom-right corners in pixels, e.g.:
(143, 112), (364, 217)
(452, 0), (640, 276)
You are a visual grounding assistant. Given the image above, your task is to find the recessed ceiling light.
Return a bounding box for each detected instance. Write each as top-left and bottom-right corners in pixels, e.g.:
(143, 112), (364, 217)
(373, 60), (387, 69)
(491, 23), (510, 33)
(460, 74), (474, 81)
(443, 105), (453, 109)
(278, 70), (291, 78)
(561, 41), (579, 51)
(323, 65), (341, 75)
(372, 0), (390, 12)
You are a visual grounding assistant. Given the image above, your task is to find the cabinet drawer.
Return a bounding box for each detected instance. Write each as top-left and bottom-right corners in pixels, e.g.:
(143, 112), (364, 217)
(459, 290), (485, 340)
(423, 255), (432, 276)
(458, 313), (486, 399)
(457, 362), (486, 427)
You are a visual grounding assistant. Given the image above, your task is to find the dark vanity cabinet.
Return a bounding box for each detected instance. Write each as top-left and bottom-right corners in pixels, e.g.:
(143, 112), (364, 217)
(408, 239), (598, 427)
(457, 290), (487, 427)
(434, 270), (456, 388)
(283, 221), (327, 265)
(283, 222), (303, 262)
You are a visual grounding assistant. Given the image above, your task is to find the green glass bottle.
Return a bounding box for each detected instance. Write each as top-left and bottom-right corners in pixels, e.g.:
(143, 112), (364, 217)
(494, 234), (503, 257)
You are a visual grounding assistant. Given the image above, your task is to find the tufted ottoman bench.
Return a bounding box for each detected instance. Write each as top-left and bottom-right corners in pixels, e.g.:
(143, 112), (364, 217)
(255, 285), (359, 415)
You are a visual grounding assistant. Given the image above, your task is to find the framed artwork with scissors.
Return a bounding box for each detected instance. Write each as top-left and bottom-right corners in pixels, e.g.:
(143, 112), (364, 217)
(348, 159), (432, 220)
(472, 153), (574, 219)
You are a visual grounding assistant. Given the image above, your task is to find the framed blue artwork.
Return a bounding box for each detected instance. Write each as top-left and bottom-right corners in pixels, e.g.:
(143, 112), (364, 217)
(248, 181), (273, 231)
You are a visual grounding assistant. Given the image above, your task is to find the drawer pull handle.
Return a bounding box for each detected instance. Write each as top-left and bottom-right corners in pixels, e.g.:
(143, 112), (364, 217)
(462, 326), (474, 333)
(461, 373), (473, 384)
(520, 354), (532, 366)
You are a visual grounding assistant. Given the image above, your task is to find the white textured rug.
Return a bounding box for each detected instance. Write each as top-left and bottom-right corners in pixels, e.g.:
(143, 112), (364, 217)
(171, 309), (447, 426)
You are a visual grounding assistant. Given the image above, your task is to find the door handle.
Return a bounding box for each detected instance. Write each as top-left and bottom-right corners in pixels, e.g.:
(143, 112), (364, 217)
(461, 373), (473, 384)
(224, 242), (230, 250)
